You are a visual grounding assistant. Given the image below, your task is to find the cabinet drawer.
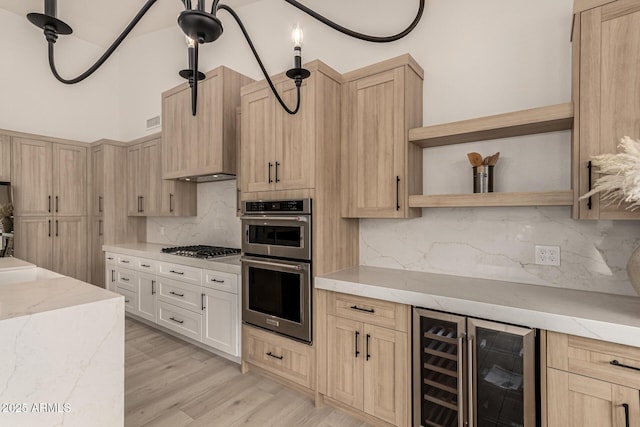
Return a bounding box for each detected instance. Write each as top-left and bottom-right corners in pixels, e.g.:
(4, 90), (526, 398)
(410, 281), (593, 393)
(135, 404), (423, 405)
(157, 301), (202, 342)
(136, 258), (157, 273)
(157, 261), (202, 285)
(116, 268), (137, 292)
(548, 332), (640, 390)
(203, 269), (238, 294)
(116, 287), (137, 314)
(328, 292), (409, 332)
(116, 254), (137, 268)
(243, 325), (315, 390)
(157, 278), (202, 313)
(105, 252), (116, 264)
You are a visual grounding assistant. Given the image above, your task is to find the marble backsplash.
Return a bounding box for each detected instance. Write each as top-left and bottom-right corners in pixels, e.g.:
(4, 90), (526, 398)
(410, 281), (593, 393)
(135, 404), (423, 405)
(360, 207), (640, 296)
(146, 180), (241, 249)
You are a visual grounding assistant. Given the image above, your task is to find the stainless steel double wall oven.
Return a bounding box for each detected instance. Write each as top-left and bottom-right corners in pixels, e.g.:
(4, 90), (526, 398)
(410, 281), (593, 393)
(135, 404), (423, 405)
(240, 199), (312, 343)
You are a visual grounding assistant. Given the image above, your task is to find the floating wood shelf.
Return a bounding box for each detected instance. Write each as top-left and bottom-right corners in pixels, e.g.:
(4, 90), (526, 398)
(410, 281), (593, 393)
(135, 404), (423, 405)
(408, 191), (574, 208)
(409, 103), (574, 148)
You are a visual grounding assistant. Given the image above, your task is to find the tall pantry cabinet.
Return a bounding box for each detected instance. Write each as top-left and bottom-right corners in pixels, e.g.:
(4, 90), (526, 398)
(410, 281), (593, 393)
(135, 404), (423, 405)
(573, 0), (640, 219)
(12, 136), (88, 280)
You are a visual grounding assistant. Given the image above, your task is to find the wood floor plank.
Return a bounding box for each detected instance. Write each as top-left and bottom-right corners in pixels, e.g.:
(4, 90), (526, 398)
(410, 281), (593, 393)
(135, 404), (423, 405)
(124, 318), (371, 427)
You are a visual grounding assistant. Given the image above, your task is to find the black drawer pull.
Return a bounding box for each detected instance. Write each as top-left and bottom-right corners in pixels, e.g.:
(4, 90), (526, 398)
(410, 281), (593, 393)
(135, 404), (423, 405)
(211, 278), (225, 283)
(124, 299), (130, 303)
(266, 351), (283, 360)
(169, 317), (184, 324)
(610, 360), (640, 372)
(169, 291), (185, 297)
(121, 260), (130, 264)
(107, 257), (114, 261)
(350, 305), (375, 314)
(141, 264), (151, 268)
(169, 270), (184, 275)
(121, 277), (130, 282)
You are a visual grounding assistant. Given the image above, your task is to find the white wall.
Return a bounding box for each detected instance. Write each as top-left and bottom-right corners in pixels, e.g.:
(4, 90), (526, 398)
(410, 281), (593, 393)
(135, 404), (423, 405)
(0, 9), (120, 142)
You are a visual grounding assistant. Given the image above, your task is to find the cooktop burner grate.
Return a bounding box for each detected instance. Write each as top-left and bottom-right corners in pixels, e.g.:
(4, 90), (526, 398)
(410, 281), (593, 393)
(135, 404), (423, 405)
(161, 245), (241, 259)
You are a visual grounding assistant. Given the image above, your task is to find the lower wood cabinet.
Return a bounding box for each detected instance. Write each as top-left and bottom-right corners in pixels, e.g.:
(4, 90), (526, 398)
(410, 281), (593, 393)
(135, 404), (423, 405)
(320, 291), (410, 426)
(546, 332), (640, 427)
(14, 215), (87, 281)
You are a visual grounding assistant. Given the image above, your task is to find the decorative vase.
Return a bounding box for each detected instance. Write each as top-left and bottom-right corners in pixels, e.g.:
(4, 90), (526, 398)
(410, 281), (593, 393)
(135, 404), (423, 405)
(0, 217), (11, 233)
(628, 246), (640, 296)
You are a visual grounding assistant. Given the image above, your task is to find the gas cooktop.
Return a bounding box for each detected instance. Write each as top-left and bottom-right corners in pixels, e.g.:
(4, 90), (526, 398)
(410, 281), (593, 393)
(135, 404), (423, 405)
(161, 245), (241, 259)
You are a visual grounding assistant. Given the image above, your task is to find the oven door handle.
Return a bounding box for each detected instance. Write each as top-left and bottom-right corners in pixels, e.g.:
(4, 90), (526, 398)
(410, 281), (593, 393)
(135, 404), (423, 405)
(240, 257), (306, 271)
(240, 215), (308, 223)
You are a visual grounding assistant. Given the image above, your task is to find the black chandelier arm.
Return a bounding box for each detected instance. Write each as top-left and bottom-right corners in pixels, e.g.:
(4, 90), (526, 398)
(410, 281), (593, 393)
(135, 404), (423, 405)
(283, 0), (425, 43)
(47, 0), (158, 84)
(217, 4), (301, 115)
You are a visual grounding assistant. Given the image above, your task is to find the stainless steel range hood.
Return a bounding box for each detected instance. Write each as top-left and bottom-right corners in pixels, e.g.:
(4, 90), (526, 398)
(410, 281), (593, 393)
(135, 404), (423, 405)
(179, 173), (236, 183)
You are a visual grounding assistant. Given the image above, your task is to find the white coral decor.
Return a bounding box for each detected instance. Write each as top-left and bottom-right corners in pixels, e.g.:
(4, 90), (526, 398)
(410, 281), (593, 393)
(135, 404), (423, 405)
(581, 136), (640, 210)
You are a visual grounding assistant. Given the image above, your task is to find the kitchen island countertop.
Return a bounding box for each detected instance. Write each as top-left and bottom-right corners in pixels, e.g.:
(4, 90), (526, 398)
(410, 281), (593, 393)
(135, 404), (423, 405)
(316, 266), (640, 348)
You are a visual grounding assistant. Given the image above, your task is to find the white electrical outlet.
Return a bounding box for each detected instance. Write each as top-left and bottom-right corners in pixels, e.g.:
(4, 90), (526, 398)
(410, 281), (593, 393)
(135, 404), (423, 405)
(535, 245), (560, 266)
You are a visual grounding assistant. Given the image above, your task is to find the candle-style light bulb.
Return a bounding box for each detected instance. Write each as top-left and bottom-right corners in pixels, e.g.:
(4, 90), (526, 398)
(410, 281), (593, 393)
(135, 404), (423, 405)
(185, 35), (196, 48)
(292, 25), (303, 48)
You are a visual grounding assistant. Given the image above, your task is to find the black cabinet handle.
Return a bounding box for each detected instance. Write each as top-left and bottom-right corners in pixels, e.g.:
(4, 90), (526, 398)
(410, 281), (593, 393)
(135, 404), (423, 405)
(211, 278), (225, 283)
(111, 269), (115, 282)
(201, 293), (205, 310)
(98, 196), (103, 213)
(355, 330), (360, 358)
(141, 264), (151, 268)
(610, 360), (640, 372)
(169, 317), (184, 324)
(169, 270), (184, 275)
(151, 280), (156, 295)
(99, 219), (103, 236)
(55, 195), (59, 213)
(587, 160), (593, 210)
(169, 291), (184, 297)
(266, 351), (283, 360)
(55, 220), (59, 237)
(124, 299), (130, 303)
(268, 162), (273, 183)
(366, 334), (371, 361)
(169, 193), (174, 213)
(121, 277), (130, 282)
(275, 161), (280, 183)
(396, 176), (400, 211)
(140, 196), (144, 213)
(137, 196), (141, 213)
(48, 195), (51, 213)
(48, 219), (51, 237)
(350, 305), (375, 314)
(622, 403), (630, 427)
(107, 257), (114, 260)
(121, 260), (130, 264)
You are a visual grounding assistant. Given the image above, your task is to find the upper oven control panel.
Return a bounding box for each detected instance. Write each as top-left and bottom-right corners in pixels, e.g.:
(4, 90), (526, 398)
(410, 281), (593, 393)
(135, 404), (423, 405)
(243, 199), (311, 215)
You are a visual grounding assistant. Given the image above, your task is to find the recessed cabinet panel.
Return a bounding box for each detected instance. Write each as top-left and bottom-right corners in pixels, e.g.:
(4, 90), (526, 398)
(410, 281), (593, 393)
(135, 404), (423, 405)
(241, 87), (275, 193)
(12, 138), (53, 216)
(52, 216), (87, 281)
(53, 143), (87, 216)
(13, 216), (53, 270)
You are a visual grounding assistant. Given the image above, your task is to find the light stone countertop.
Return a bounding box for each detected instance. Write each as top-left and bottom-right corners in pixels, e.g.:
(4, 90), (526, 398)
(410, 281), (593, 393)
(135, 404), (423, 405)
(103, 242), (242, 274)
(0, 275), (121, 321)
(315, 266), (640, 348)
(0, 257), (35, 271)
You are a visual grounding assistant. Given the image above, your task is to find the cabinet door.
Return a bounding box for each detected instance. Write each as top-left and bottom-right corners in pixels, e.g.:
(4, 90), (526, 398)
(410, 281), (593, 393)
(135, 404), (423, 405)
(202, 288), (238, 356)
(13, 216), (53, 270)
(127, 144), (142, 216)
(274, 79), (315, 190)
(326, 315), (364, 410)
(162, 85), (196, 177)
(53, 143), (87, 216)
(342, 69), (405, 218)
(0, 134), (10, 182)
(548, 368), (640, 427)
(142, 140), (161, 216)
(363, 324), (408, 426)
(53, 216), (87, 281)
(137, 273), (157, 322)
(12, 138), (53, 216)
(105, 260), (117, 292)
(198, 72), (225, 174)
(89, 217), (105, 287)
(241, 86), (276, 193)
(577, 4), (640, 219)
(90, 146), (104, 217)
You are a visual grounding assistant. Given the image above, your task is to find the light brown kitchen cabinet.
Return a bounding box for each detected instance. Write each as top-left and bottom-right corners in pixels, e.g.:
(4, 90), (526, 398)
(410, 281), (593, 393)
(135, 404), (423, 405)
(341, 54), (423, 219)
(127, 136), (196, 217)
(162, 66), (253, 180)
(322, 291), (410, 426)
(0, 134), (10, 182)
(12, 137), (86, 217)
(573, 0), (640, 220)
(240, 62), (339, 194)
(546, 331), (640, 427)
(14, 215), (87, 281)
(89, 216), (104, 286)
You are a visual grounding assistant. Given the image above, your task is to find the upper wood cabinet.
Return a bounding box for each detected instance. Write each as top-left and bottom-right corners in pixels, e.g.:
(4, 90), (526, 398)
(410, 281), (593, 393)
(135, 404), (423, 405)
(341, 54), (424, 219)
(162, 66), (253, 180)
(0, 134), (10, 182)
(12, 137), (86, 217)
(240, 61), (340, 194)
(573, 0), (640, 220)
(127, 136), (196, 217)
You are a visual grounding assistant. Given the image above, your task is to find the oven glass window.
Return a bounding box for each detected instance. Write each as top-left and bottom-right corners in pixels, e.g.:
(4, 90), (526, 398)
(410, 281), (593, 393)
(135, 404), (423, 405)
(248, 225), (301, 248)
(248, 267), (301, 323)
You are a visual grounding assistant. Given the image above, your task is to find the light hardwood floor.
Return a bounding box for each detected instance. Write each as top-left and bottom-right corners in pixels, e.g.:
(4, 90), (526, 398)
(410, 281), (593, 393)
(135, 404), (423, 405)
(125, 318), (371, 427)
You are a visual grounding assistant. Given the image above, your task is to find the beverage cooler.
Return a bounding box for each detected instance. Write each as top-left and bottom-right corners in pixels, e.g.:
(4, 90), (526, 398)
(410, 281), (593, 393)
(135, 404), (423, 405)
(413, 308), (538, 427)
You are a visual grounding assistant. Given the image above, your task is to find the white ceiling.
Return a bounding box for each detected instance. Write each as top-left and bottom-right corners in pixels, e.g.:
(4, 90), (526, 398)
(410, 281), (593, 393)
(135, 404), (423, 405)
(0, 0), (262, 47)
